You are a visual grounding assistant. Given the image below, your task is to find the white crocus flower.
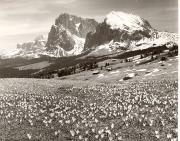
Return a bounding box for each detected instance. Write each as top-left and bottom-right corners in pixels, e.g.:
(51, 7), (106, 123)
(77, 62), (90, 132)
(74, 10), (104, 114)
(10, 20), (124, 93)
(167, 133), (172, 139)
(111, 123), (114, 129)
(70, 130), (75, 136)
(27, 133), (32, 139)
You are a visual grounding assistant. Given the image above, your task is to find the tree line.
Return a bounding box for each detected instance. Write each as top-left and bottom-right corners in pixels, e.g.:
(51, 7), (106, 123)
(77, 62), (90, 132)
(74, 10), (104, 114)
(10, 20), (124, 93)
(32, 61), (98, 79)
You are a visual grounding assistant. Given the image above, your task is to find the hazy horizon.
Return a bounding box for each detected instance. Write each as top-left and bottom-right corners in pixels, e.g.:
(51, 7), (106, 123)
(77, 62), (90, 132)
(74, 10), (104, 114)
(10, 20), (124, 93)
(0, 0), (178, 51)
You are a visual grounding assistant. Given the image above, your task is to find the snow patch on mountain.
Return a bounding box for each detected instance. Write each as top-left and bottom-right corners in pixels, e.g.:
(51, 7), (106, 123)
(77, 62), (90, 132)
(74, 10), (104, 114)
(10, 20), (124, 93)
(130, 31), (178, 51)
(67, 35), (85, 55)
(55, 46), (65, 57)
(105, 11), (151, 32)
(157, 31), (178, 43)
(87, 30), (178, 56)
(87, 42), (113, 56)
(75, 23), (81, 32)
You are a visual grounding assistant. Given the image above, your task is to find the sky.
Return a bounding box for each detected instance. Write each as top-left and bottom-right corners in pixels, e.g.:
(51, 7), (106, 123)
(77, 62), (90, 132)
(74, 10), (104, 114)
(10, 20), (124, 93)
(0, 0), (178, 51)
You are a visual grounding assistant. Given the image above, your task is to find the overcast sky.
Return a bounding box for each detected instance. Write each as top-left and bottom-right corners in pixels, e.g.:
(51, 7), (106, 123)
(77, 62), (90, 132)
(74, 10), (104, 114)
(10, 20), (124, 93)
(0, 0), (178, 51)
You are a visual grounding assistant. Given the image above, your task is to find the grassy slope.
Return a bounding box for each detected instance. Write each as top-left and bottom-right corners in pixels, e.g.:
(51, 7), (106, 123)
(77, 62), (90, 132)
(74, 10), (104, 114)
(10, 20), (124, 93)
(15, 61), (52, 70)
(57, 56), (178, 83)
(0, 56), (178, 141)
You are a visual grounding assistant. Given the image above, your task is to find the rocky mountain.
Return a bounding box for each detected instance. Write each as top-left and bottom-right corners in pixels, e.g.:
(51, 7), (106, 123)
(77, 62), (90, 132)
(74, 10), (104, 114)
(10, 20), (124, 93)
(84, 11), (153, 50)
(84, 11), (178, 56)
(1, 35), (47, 59)
(0, 11), (178, 59)
(46, 13), (98, 57)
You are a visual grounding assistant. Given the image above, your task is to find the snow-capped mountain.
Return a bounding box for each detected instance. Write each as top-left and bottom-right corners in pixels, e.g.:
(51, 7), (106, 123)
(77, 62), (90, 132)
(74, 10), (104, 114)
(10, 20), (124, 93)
(84, 11), (178, 56)
(84, 11), (153, 51)
(0, 11), (178, 59)
(106, 11), (152, 32)
(46, 13), (98, 57)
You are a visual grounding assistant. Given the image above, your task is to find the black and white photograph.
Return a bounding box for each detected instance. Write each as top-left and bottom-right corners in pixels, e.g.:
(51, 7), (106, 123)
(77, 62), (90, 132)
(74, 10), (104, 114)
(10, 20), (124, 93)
(0, 0), (178, 140)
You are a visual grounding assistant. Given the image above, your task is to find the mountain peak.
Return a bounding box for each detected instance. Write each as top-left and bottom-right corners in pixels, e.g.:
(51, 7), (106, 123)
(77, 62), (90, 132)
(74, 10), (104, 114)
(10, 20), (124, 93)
(105, 11), (152, 32)
(46, 13), (98, 57)
(84, 11), (154, 50)
(54, 13), (98, 38)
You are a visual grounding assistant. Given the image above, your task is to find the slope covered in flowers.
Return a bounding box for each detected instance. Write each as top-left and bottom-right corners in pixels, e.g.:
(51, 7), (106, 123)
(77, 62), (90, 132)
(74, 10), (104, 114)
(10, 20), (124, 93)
(0, 78), (177, 141)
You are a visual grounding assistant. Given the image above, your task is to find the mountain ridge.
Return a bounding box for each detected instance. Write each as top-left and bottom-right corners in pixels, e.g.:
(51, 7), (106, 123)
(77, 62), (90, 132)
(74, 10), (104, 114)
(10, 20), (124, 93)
(83, 11), (178, 56)
(0, 11), (178, 59)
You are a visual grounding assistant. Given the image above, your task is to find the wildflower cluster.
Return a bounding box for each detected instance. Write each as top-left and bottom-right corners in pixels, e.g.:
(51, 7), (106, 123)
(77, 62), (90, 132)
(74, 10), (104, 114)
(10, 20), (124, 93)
(0, 79), (177, 141)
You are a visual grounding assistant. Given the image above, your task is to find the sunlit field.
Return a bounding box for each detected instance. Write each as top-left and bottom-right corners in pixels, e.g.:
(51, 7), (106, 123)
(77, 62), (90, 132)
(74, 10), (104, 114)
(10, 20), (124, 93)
(0, 77), (177, 141)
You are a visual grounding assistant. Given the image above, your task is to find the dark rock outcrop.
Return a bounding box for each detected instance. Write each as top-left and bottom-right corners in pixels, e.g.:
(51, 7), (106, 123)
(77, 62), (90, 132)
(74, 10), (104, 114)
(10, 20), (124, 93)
(46, 25), (75, 51)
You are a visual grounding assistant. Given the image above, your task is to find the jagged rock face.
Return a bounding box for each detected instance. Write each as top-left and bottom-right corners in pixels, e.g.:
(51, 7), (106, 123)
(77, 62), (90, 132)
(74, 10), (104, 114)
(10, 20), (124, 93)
(84, 11), (153, 50)
(55, 13), (98, 38)
(46, 13), (98, 52)
(46, 25), (75, 51)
